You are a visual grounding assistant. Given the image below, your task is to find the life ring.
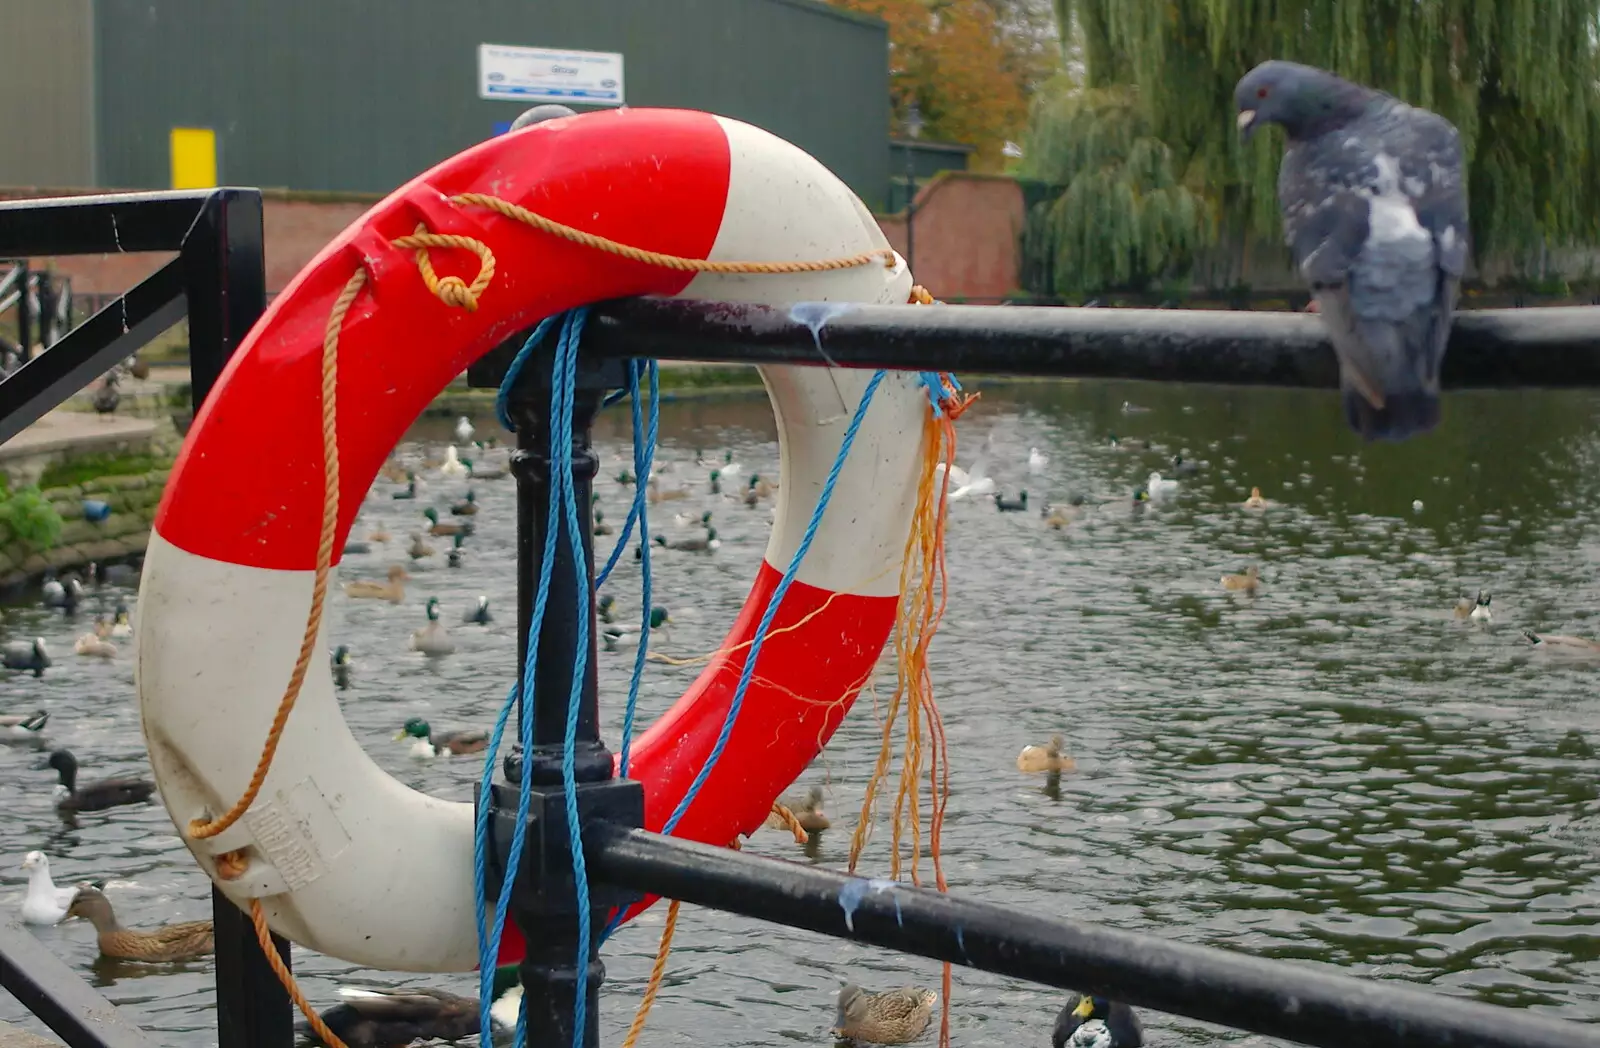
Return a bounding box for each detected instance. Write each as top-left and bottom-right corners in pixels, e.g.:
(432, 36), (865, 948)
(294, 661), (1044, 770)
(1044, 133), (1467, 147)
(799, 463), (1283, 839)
(135, 108), (928, 972)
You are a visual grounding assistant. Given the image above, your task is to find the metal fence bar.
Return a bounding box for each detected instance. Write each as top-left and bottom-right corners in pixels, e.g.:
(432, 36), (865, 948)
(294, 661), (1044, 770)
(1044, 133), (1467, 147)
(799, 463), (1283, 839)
(575, 298), (1600, 389)
(0, 919), (160, 1048)
(0, 259), (185, 447)
(0, 190), (241, 256)
(587, 825), (1600, 1048)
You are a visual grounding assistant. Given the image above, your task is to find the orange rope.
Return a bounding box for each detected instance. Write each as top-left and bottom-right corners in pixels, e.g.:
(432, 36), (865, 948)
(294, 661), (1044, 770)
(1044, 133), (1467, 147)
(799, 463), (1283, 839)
(619, 899), (682, 1048)
(248, 899), (351, 1048)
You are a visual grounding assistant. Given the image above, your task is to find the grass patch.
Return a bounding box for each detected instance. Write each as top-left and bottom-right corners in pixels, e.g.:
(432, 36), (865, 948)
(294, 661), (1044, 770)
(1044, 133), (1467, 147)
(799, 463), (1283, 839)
(654, 365), (764, 392)
(40, 452), (166, 491)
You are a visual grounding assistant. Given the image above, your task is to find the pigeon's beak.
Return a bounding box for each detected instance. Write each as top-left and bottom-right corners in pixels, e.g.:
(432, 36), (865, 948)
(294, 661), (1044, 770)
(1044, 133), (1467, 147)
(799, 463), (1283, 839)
(1236, 108), (1258, 142)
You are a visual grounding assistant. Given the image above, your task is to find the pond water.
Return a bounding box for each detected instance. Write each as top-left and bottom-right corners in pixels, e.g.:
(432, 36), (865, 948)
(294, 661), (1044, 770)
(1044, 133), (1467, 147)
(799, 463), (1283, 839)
(4, 377), (1600, 1047)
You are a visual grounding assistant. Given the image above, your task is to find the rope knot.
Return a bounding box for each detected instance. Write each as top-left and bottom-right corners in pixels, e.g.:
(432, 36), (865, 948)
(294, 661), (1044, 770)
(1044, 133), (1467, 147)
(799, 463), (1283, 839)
(433, 274), (479, 312)
(215, 848), (249, 880)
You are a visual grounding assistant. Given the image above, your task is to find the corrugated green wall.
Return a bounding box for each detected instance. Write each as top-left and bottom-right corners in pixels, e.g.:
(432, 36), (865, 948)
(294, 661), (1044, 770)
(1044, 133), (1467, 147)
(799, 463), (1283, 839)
(92, 0), (890, 207)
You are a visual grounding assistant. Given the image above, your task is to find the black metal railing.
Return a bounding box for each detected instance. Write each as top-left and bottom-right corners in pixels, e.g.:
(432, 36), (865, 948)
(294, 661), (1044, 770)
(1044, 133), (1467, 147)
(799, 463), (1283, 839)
(5, 187), (1600, 1048)
(0, 188), (292, 1048)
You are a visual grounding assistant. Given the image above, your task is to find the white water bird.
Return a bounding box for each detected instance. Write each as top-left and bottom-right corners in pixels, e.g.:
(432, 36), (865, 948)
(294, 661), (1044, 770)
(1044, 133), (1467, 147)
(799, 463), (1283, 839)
(454, 415), (474, 445)
(1146, 472), (1179, 497)
(1028, 447), (1049, 472)
(440, 446), (468, 478)
(20, 851), (78, 925)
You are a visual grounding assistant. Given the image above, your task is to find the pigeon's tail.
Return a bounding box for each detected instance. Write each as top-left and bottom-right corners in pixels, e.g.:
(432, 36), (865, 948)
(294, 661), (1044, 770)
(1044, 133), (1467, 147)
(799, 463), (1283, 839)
(1341, 385), (1441, 441)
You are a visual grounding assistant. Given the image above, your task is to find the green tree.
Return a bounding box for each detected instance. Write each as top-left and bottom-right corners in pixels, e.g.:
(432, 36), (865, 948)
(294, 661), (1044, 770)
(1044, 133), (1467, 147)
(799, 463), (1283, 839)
(1026, 0), (1600, 294)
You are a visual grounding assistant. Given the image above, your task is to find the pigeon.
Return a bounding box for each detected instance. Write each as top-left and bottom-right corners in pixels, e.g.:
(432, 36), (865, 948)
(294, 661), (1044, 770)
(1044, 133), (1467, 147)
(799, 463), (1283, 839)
(1235, 60), (1468, 441)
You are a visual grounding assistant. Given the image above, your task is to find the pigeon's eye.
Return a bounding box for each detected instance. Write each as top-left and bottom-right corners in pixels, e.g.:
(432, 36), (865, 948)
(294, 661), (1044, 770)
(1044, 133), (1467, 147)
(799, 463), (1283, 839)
(1257, 87), (1270, 99)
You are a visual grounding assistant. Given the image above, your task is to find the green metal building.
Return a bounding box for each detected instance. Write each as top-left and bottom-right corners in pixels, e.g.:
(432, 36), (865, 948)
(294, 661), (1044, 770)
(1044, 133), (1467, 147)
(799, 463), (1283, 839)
(1, 0), (892, 207)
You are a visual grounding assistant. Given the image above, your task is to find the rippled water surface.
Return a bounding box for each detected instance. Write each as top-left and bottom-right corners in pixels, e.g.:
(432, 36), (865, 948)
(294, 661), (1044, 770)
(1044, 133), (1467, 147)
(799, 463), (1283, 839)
(6, 379), (1600, 1047)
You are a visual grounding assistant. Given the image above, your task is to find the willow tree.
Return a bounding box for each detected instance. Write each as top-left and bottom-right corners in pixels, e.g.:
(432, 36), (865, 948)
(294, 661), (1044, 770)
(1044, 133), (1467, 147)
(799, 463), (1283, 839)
(1027, 0), (1600, 292)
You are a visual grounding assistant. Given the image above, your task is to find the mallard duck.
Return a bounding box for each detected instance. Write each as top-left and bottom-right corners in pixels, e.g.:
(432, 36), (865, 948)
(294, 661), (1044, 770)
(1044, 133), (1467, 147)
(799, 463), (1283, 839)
(1171, 455), (1201, 478)
(616, 469), (637, 486)
(603, 607), (670, 651)
(766, 784), (830, 833)
(367, 526), (393, 544)
(447, 532), (466, 568)
(1, 709), (48, 739)
(462, 595), (492, 625)
(593, 508), (614, 536)
(309, 965), (522, 1048)
(66, 885), (213, 962)
(20, 851), (90, 925)
(673, 509), (713, 530)
(43, 573), (84, 612)
(1221, 565), (1260, 592)
(408, 533), (436, 560)
(1017, 735), (1076, 774)
(451, 491), (479, 516)
(1458, 590), (1491, 622)
(464, 457), (508, 481)
(396, 716), (488, 757)
(655, 527), (721, 552)
(48, 749), (155, 812)
(454, 415), (475, 446)
(110, 604), (133, 637)
(74, 630), (116, 658)
(1524, 630), (1600, 655)
(1242, 486), (1269, 510)
(439, 446), (468, 478)
(994, 490), (1028, 512)
(331, 645), (353, 689)
(344, 564), (409, 603)
(423, 507), (473, 538)
(742, 474), (776, 506)
(700, 449), (743, 478)
(3, 638), (50, 677)
(1053, 995), (1144, 1048)
(409, 598), (456, 656)
(647, 477), (689, 503)
(709, 470), (723, 496)
(833, 984), (936, 1045)
(392, 473), (419, 500)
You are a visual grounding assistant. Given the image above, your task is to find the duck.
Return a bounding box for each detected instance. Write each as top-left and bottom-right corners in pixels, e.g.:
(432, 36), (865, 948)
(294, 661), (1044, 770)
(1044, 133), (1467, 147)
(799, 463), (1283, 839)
(994, 490), (1028, 512)
(109, 604), (133, 637)
(1454, 590), (1491, 621)
(1470, 591), (1492, 622)
(1146, 471), (1178, 497)
(597, 594), (619, 625)
(766, 784), (830, 833)
(593, 508), (613, 537)
(1017, 735), (1076, 774)
(1171, 455), (1201, 478)
(331, 645), (353, 689)
(451, 491), (479, 516)
(439, 446), (468, 478)
(396, 716), (488, 757)
(833, 983), (937, 1045)
(367, 526), (393, 544)
(409, 598), (456, 656)
(647, 477), (689, 503)
(43, 575), (83, 613)
(408, 533), (436, 560)
(1120, 400), (1150, 414)
(392, 473), (419, 500)
(3, 638), (51, 677)
(1028, 447), (1049, 472)
(309, 965), (522, 1048)
(74, 630), (117, 658)
(66, 885), (214, 962)
(701, 449), (743, 479)
(709, 470), (723, 496)
(423, 507), (473, 538)
(1523, 630), (1600, 655)
(464, 457), (508, 481)
(616, 469), (637, 486)
(603, 607), (670, 651)
(1043, 504), (1075, 530)
(344, 564), (409, 603)
(48, 749), (155, 813)
(454, 415), (475, 446)
(673, 509), (713, 530)
(447, 533), (466, 568)
(1221, 565), (1260, 593)
(655, 527), (721, 552)
(19, 851), (85, 925)
(462, 595), (492, 625)
(344, 541), (372, 555)
(0, 710), (49, 739)
(1053, 995), (1145, 1048)
(743, 475), (775, 504)
(378, 458), (410, 484)
(1242, 486), (1270, 510)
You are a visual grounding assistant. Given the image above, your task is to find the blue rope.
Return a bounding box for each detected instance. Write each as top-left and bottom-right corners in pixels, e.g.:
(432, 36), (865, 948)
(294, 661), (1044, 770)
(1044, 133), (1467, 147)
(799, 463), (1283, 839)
(594, 360), (657, 590)
(917, 371), (963, 417)
(618, 359), (659, 777)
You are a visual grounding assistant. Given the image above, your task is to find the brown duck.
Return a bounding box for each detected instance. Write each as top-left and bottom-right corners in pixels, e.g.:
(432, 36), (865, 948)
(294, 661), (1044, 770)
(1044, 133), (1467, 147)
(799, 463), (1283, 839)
(766, 784), (830, 833)
(66, 885), (213, 962)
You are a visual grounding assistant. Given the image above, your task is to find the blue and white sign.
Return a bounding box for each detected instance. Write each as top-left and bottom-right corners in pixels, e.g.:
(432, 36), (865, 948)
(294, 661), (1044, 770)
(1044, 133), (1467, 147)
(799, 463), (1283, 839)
(478, 44), (625, 106)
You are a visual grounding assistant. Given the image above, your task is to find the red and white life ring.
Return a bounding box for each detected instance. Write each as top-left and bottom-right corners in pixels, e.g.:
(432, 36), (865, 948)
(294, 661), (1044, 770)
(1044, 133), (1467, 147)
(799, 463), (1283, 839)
(135, 108), (929, 971)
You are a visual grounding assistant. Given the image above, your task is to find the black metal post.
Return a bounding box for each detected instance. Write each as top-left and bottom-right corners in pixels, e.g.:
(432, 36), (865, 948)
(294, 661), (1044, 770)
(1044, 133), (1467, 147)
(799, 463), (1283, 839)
(480, 330), (642, 1048)
(16, 260), (29, 357)
(587, 826), (1600, 1048)
(176, 191), (290, 1048)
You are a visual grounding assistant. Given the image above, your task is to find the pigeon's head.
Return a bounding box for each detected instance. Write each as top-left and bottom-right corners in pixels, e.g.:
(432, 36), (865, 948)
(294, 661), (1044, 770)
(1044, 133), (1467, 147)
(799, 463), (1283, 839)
(1235, 60), (1370, 142)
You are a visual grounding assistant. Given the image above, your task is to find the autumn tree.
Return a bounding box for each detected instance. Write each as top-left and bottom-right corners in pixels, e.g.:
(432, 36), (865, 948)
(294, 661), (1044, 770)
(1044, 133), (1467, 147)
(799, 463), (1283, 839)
(831, 0), (1057, 168)
(1022, 0), (1600, 295)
